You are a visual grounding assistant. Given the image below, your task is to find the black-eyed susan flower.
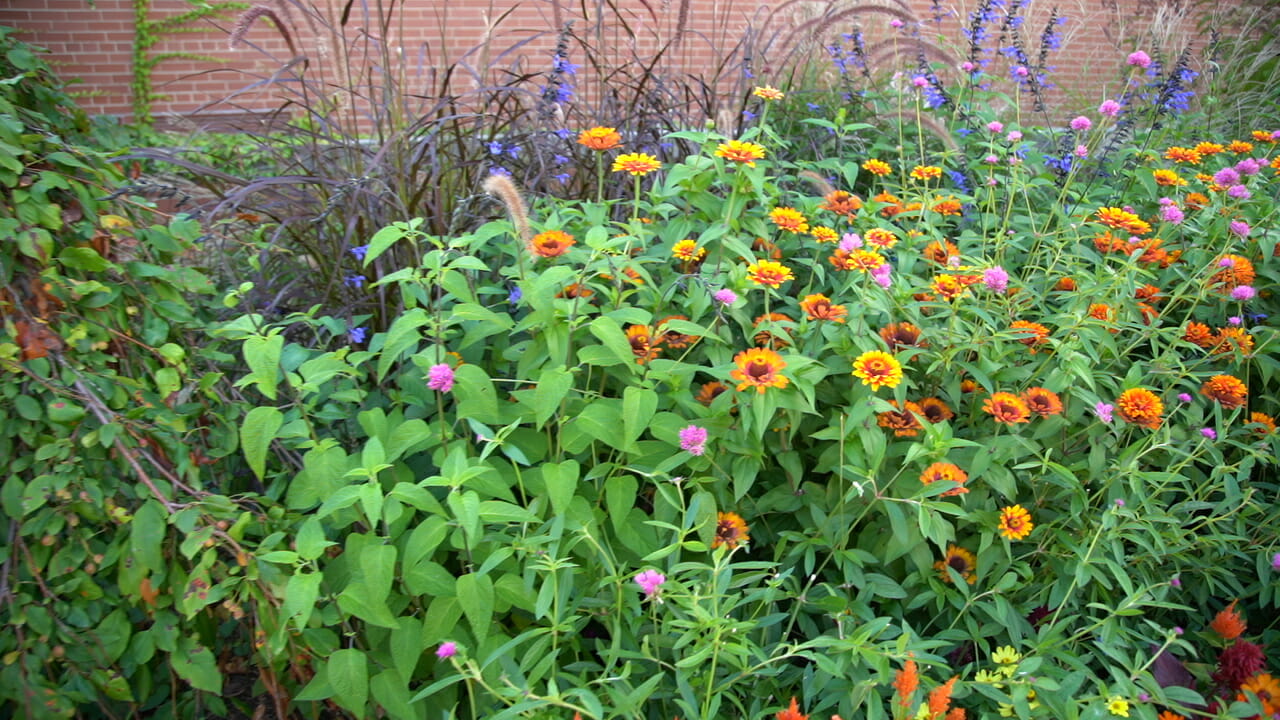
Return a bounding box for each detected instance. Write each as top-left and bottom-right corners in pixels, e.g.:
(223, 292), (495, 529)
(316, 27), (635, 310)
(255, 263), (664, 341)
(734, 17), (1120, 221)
(715, 139), (767, 166)
(1116, 388), (1163, 429)
(934, 545), (977, 584)
(852, 350), (903, 391)
(983, 392), (1031, 424)
(529, 230), (575, 258)
(768, 207), (809, 234)
(917, 397), (953, 423)
(730, 348), (789, 393)
(713, 511), (750, 549)
(997, 505), (1034, 540)
(612, 152), (661, 175)
(746, 259), (794, 287)
(1201, 374), (1248, 409)
(578, 126), (621, 151)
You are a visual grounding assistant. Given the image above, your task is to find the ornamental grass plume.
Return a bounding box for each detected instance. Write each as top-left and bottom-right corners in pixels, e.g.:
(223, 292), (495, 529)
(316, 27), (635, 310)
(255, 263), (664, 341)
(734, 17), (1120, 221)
(483, 173), (533, 245)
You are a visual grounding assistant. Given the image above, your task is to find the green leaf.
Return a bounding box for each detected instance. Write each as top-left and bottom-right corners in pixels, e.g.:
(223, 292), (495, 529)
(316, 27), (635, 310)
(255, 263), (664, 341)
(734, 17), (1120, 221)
(453, 364), (503, 424)
(371, 669), (420, 720)
(456, 572), (494, 641)
(541, 460), (579, 518)
(58, 246), (111, 271)
(588, 315), (637, 367)
(241, 332), (283, 400)
(446, 490), (481, 548)
(96, 609), (131, 663)
(240, 406), (283, 481)
(296, 517), (333, 561)
(327, 648), (369, 715)
(172, 635), (223, 693)
(337, 544), (399, 629)
(377, 308), (428, 381)
(532, 366), (574, 428)
(282, 571), (323, 631)
(622, 387), (658, 449)
(131, 499), (166, 576)
(365, 222), (413, 266)
(390, 617), (423, 680)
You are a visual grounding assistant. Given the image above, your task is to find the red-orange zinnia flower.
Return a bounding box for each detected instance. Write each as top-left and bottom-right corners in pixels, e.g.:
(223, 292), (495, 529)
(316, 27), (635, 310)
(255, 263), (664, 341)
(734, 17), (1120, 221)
(983, 392), (1031, 424)
(730, 348), (789, 393)
(529, 230), (575, 258)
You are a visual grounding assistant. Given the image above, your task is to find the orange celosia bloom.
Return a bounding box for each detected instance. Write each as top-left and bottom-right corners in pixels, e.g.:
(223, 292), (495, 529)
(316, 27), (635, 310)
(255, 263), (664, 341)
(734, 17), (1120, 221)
(1010, 321), (1051, 352)
(1212, 327), (1254, 356)
(1210, 600), (1246, 640)
(775, 697), (808, 720)
(911, 165), (943, 181)
(945, 708), (966, 720)
(769, 207), (810, 234)
(713, 511), (750, 549)
(865, 228), (898, 250)
(695, 381), (728, 407)
(1184, 322), (1216, 348)
(1250, 412), (1277, 434)
(880, 322), (926, 350)
(611, 152), (662, 175)
(998, 505), (1034, 540)
(716, 139), (767, 166)
(918, 397), (954, 423)
(1227, 140), (1254, 154)
(753, 85), (784, 101)
(1211, 254), (1256, 290)
(746, 260), (794, 287)
(1022, 387), (1064, 417)
(928, 676), (959, 719)
(924, 240), (960, 265)
(1194, 141), (1224, 156)
(984, 392), (1031, 424)
(935, 545), (977, 584)
(863, 158), (892, 176)
(820, 190), (862, 218)
(656, 315), (698, 349)
(529, 230), (576, 258)
(753, 312), (794, 349)
(1153, 169), (1187, 186)
(799, 293), (848, 322)
(932, 197), (963, 216)
(852, 350), (904, 391)
(625, 324), (661, 364)
(1095, 206), (1152, 235)
(1201, 374), (1248, 409)
(878, 401), (925, 437)
(731, 347), (789, 393)
(811, 225), (840, 243)
(931, 275), (968, 301)
(1117, 388), (1164, 429)
(1164, 146), (1203, 164)
(894, 660), (920, 708)
(920, 462), (968, 496)
(577, 126), (622, 151)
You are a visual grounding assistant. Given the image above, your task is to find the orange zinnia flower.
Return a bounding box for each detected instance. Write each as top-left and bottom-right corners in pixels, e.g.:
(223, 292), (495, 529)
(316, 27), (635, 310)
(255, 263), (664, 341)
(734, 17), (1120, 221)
(775, 697), (808, 720)
(753, 312), (794, 349)
(752, 85), (784, 101)
(918, 397), (954, 423)
(656, 315), (698, 349)
(863, 158), (892, 176)
(556, 283), (594, 298)
(1116, 388), (1163, 429)
(1194, 141), (1224, 156)
(811, 225), (839, 243)
(1250, 412), (1276, 434)
(946, 708), (966, 720)
(1212, 327), (1254, 356)
(1164, 146), (1202, 164)
(1227, 140), (1254, 154)
(1184, 322), (1216, 348)
(935, 545), (977, 584)
(713, 511), (750, 549)
(852, 350), (903, 391)
(577, 126), (621, 151)
(830, 248), (886, 272)
(1210, 600), (1246, 640)
(920, 462), (968, 496)
(998, 505), (1034, 540)
(746, 259), (794, 287)
(1095, 206), (1152, 235)
(983, 392), (1031, 424)
(769, 207), (809, 234)
(1010, 321), (1050, 352)
(671, 239), (705, 263)
(880, 322), (926, 350)
(932, 197), (963, 216)
(799, 293), (848, 322)
(1153, 169), (1187, 186)
(911, 165), (943, 181)
(923, 240), (960, 265)
(1211, 254), (1256, 290)
(865, 227), (898, 249)
(1055, 276), (1077, 291)
(1186, 191), (1210, 209)
(878, 400), (925, 437)
(730, 347), (789, 393)
(612, 152), (661, 175)
(820, 190), (862, 218)
(695, 381), (728, 407)
(1201, 374), (1248, 409)
(1022, 387), (1063, 417)
(529, 230), (576, 258)
(716, 139), (767, 166)
(625, 324), (661, 364)
(931, 275), (968, 301)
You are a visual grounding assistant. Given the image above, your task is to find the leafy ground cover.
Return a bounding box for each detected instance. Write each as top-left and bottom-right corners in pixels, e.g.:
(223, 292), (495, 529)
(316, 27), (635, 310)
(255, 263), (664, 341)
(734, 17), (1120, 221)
(2, 2), (1279, 719)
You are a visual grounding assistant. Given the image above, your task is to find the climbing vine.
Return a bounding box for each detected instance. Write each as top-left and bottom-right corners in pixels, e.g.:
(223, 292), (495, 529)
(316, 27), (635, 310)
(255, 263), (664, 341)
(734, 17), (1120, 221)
(130, 0), (247, 124)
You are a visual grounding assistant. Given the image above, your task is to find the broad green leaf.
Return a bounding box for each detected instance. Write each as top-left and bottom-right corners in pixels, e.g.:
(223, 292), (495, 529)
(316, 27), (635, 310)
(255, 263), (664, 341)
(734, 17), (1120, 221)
(456, 573), (494, 641)
(622, 387), (658, 449)
(532, 366), (574, 427)
(241, 333), (283, 400)
(282, 571), (323, 631)
(391, 617), (423, 680)
(337, 544), (399, 629)
(328, 648), (369, 715)
(240, 406), (283, 481)
(296, 517), (333, 561)
(541, 460), (579, 518)
(171, 635), (222, 693)
(130, 499), (166, 576)
(58, 246), (110, 271)
(377, 308), (428, 381)
(371, 669), (420, 720)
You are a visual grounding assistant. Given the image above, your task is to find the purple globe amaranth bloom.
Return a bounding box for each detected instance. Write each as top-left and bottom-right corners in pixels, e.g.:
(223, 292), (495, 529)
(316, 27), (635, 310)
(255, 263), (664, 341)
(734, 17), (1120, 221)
(1007, 130), (1023, 141)
(912, 75), (929, 87)
(1272, 552), (1280, 570)
(634, 569), (666, 597)
(1213, 167), (1240, 186)
(436, 642), (458, 659)
(1095, 402), (1115, 423)
(713, 288), (738, 306)
(1074, 144), (1089, 158)
(678, 424), (708, 456)
(1160, 204), (1184, 224)
(1230, 285), (1257, 301)
(427, 363), (455, 393)
(1127, 50), (1152, 68)
(1069, 116), (1092, 132)
(839, 233), (863, 251)
(987, 121), (1004, 133)
(983, 266), (1010, 293)
(1099, 99), (1122, 117)
(1177, 393), (1193, 403)
(871, 263), (893, 288)
(1235, 158), (1261, 176)
(1200, 428), (1217, 440)
(1228, 316), (1243, 326)
(1227, 184), (1251, 200)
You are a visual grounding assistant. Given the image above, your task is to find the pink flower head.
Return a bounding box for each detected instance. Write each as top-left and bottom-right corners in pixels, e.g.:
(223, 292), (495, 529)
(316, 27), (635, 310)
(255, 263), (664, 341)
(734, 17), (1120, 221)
(871, 263), (893, 288)
(1177, 393), (1193, 403)
(1200, 428), (1217, 440)
(1013, 65), (1029, 78)
(912, 75), (929, 88)
(1127, 50), (1152, 68)
(1227, 184), (1251, 200)
(1074, 144), (1089, 158)
(679, 424), (708, 455)
(1161, 204), (1184, 224)
(1095, 402), (1114, 423)
(1235, 158), (1261, 176)
(1231, 285), (1257, 301)
(890, 18), (904, 28)
(1099, 99), (1122, 117)
(1272, 553), (1280, 570)
(1219, 256), (1236, 268)
(635, 569), (666, 597)
(983, 265), (1009, 293)
(962, 61), (977, 72)
(1007, 131), (1023, 142)
(437, 642), (458, 659)
(1214, 168), (1241, 186)
(987, 121), (1004, 133)
(714, 288), (738, 306)
(1229, 220), (1251, 238)
(839, 233), (863, 251)
(1070, 116), (1092, 132)
(1228, 316), (1243, 326)
(984, 154), (1000, 164)
(427, 363), (455, 393)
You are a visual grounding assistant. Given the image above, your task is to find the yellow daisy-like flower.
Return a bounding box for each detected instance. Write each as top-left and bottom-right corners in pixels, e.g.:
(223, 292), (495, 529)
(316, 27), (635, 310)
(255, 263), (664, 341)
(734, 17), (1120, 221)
(851, 350), (903, 391)
(612, 152), (662, 176)
(1152, 169), (1186, 186)
(746, 259), (794, 287)
(1227, 140), (1254, 154)
(671, 239), (706, 263)
(752, 85), (784, 101)
(910, 165), (943, 181)
(992, 646), (1022, 665)
(1107, 696), (1130, 718)
(863, 158), (892, 176)
(811, 226), (839, 243)
(1095, 206), (1152, 235)
(716, 139), (767, 167)
(577, 126), (622, 151)
(864, 228), (898, 250)
(730, 347), (789, 393)
(997, 505), (1034, 540)
(1194, 141), (1224, 156)
(974, 669), (1002, 684)
(769, 207), (810, 234)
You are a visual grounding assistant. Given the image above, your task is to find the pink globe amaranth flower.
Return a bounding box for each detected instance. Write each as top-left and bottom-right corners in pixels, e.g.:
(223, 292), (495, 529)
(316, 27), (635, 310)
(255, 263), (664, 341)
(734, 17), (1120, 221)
(912, 75), (929, 88)
(962, 61), (977, 72)
(987, 121), (1004, 133)
(678, 424), (708, 455)
(1007, 131), (1023, 142)
(1160, 204), (1184, 224)
(1228, 316), (1243, 326)
(634, 569), (666, 597)
(1272, 552), (1280, 570)
(1230, 285), (1257, 301)
(890, 18), (904, 28)
(1229, 220), (1251, 238)
(1177, 393), (1193, 403)
(1074, 144), (1089, 158)
(1115, 498), (1126, 507)
(839, 233), (863, 251)
(1200, 428), (1217, 440)
(1219, 256), (1236, 268)
(1214, 167), (1241, 185)
(436, 642), (458, 659)
(983, 265), (1009, 293)
(984, 154), (1000, 164)
(1127, 50), (1152, 68)
(1095, 402), (1114, 423)
(1013, 65), (1029, 77)
(871, 263), (892, 288)
(1227, 184), (1251, 200)
(713, 288), (738, 306)
(1070, 115), (1092, 132)
(427, 363), (455, 393)
(1099, 99), (1122, 117)
(1235, 158), (1261, 176)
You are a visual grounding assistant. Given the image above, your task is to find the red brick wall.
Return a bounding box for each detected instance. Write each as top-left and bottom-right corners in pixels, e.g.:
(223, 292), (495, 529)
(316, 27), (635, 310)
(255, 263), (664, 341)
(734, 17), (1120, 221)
(0, 0), (1215, 123)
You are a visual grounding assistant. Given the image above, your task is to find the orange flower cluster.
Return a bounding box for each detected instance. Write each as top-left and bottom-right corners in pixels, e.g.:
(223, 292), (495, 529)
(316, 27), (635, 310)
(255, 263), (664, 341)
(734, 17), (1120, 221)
(1095, 207), (1152, 235)
(819, 190), (862, 219)
(1211, 254), (1256, 291)
(1117, 388), (1164, 429)
(830, 248), (886, 272)
(530, 230), (576, 258)
(799, 293), (848, 322)
(920, 461), (968, 496)
(1164, 146), (1202, 164)
(1010, 321), (1051, 352)
(878, 400), (925, 436)
(935, 545), (977, 584)
(753, 312), (794, 349)
(577, 126), (621, 151)
(731, 348), (789, 393)
(984, 392), (1031, 424)
(880, 322), (927, 350)
(769, 207), (809, 233)
(713, 511), (750, 549)
(1201, 374), (1248, 409)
